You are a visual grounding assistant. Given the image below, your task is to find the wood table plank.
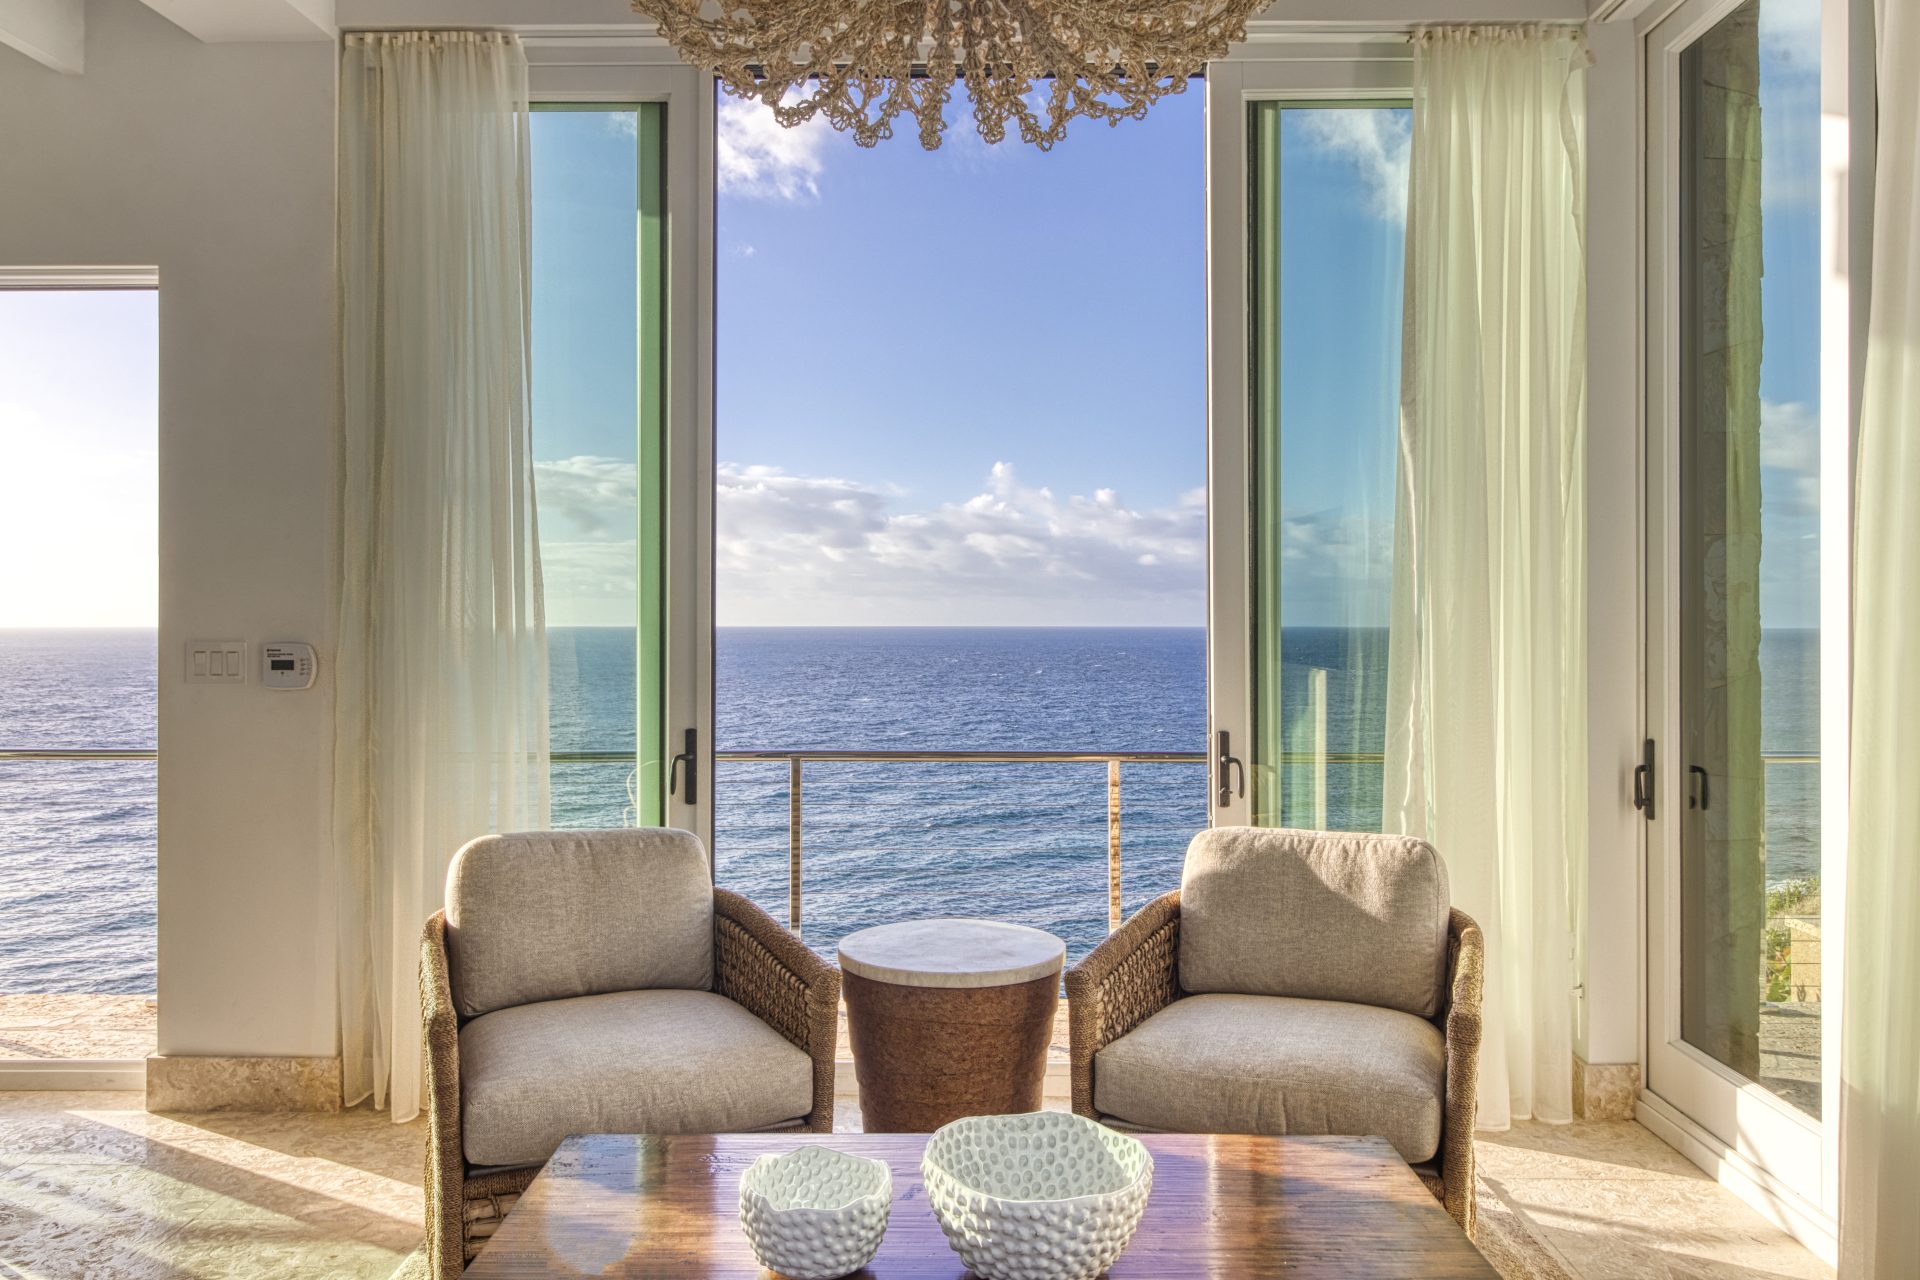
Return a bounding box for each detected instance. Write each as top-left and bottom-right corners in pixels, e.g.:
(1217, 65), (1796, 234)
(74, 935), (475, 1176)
(463, 1132), (1497, 1279)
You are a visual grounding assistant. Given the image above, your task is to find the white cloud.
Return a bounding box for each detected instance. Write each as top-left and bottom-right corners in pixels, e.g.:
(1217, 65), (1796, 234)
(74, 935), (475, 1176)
(1296, 109), (1411, 226)
(1278, 507), (1395, 626)
(535, 456), (639, 540)
(715, 461), (1206, 625)
(718, 96), (831, 201)
(1761, 399), (1821, 518)
(532, 457), (641, 625)
(532, 456), (1400, 627)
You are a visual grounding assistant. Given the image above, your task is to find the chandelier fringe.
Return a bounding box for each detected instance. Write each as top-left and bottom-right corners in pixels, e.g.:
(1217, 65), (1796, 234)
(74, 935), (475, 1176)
(631, 0), (1265, 150)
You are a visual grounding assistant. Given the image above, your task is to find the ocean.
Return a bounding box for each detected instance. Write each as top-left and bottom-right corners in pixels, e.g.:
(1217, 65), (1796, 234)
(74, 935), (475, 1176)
(0, 626), (1823, 993)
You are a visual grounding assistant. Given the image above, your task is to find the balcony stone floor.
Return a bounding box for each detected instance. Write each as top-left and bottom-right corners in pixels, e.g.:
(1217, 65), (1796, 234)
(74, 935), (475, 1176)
(0, 996), (156, 1061)
(0, 1088), (1836, 1279)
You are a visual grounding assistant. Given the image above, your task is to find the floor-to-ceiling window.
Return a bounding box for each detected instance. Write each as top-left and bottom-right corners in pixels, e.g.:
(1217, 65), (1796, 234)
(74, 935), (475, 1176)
(0, 283), (159, 1072)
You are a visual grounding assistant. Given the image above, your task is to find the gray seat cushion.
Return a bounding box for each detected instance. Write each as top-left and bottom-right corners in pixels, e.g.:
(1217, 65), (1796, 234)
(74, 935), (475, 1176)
(1179, 827), (1451, 1018)
(446, 827), (714, 1019)
(1092, 993), (1447, 1164)
(459, 989), (814, 1168)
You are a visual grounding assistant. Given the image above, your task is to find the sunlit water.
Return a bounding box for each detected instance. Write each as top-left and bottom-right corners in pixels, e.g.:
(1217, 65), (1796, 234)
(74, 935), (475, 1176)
(0, 626), (1819, 990)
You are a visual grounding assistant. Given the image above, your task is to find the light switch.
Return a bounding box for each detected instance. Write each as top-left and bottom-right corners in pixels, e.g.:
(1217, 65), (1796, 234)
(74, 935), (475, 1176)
(187, 641), (247, 684)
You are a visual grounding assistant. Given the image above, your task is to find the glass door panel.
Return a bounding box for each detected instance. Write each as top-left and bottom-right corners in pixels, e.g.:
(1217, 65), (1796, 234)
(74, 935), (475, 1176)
(529, 104), (675, 829)
(1245, 102), (1408, 833)
(1643, 0), (1834, 1224)
(1674, 0), (1823, 1119)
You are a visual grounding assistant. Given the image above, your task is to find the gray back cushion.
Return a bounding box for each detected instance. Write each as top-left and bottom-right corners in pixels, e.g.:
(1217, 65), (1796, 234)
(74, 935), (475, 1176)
(445, 828), (714, 1019)
(1178, 827), (1451, 1019)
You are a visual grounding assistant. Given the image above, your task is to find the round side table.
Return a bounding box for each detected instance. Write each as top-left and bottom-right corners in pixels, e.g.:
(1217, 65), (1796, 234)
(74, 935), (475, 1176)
(837, 919), (1065, 1133)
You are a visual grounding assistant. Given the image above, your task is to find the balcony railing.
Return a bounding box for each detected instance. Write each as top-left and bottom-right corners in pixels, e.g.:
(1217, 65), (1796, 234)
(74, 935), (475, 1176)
(3, 745), (1825, 946)
(713, 750), (1208, 933)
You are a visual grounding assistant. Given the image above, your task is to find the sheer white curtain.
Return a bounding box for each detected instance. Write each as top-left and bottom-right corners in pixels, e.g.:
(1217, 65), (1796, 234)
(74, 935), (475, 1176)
(335, 31), (549, 1121)
(1384, 25), (1588, 1130)
(1840, 0), (1920, 1270)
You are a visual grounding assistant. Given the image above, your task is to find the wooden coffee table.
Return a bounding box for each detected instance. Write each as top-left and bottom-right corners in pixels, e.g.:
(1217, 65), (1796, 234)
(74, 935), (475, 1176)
(462, 1131), (1497, 1278)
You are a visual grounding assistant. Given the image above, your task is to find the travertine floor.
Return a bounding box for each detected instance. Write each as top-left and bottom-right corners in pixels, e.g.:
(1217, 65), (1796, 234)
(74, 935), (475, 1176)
(0, 1091), (1832, 1279)
(0, 1091), (420, 1278)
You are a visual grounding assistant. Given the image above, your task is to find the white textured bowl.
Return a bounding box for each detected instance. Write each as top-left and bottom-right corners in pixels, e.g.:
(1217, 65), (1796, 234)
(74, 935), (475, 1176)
(738, 1145), (892, 1280)
(922, 1112), (1154, 1280)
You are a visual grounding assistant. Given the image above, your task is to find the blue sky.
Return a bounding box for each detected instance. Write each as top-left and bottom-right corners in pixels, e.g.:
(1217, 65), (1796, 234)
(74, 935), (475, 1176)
(0, 290), (157, 627)
(531, 14), (1820, 631)
(0, 30), (1818, 631)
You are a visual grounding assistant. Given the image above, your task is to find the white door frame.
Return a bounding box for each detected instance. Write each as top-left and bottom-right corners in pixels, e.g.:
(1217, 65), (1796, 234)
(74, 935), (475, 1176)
(1203, 51), (1413, 830)
(528, 52), (717, 850)
(1632, 0), (1849, 1251)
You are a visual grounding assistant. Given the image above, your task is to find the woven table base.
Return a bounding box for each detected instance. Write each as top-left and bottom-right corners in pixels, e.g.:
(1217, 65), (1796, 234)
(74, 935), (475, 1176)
(843, 969), (1058, 1132)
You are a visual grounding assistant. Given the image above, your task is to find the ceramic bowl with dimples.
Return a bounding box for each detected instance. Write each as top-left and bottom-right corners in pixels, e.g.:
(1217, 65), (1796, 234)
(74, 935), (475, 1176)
(921, 1111), (1154, 1280)
(737, 1145), (893, 1280)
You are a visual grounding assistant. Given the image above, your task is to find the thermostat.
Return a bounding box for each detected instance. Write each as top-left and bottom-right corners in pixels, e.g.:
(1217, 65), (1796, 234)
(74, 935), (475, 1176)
(261, 642), (317, 690)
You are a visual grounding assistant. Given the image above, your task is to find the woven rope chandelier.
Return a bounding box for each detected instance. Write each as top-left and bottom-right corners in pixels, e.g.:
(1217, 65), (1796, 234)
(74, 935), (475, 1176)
(632, 1), (1266, 150)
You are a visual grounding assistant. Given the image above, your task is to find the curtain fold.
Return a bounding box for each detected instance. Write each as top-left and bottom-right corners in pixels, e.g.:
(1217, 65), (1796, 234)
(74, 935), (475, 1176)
(1839, 0), (1920, 1270)
(335, 30), (549, 1121)
(1384, 25), (1588, 1129)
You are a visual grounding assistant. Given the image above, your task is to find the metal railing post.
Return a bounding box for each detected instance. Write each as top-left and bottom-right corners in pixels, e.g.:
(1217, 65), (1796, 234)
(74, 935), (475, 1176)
(1107, 757), (1123, 932)
(788, 756), (803, 933)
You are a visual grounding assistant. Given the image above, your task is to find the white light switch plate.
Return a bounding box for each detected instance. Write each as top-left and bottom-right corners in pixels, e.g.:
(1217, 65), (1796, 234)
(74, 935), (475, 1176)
(187, 640), (247, 684)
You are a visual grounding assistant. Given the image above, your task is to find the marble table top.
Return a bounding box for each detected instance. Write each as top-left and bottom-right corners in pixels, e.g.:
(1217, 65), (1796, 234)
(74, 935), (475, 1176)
(837, 918), (1066, 988)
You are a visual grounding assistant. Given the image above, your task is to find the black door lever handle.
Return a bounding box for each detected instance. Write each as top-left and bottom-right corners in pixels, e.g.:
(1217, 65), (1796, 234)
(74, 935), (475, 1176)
(1216, 729), (1245, 808)
(1688, 764), (1709, 811)
(667, 728), (697, 806)
(1632, 738), (1655, 820)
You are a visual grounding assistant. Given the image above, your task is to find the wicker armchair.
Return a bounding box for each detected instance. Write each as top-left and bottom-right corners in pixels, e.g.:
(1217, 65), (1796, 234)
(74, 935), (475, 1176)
(1065, 830), (1484, 1234)
(420, 832), (839, 1276)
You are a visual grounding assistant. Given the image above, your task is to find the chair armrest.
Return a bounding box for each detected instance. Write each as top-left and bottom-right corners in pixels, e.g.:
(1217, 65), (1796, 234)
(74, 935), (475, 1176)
(1063, 890), (1182, 1119)
(712, 888), (841, 1132)
(1438, 907), (1484, 1234)
(420, 911), (467, 1279)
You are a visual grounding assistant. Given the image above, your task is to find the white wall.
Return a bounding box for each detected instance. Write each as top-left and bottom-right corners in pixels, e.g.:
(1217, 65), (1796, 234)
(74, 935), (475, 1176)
(0, 0), (338, 1058)
(1579, 15), (1644, 1069)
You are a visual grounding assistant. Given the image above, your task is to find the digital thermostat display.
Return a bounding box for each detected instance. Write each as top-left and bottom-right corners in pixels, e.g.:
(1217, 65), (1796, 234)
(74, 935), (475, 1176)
(261, 642), (317, 690)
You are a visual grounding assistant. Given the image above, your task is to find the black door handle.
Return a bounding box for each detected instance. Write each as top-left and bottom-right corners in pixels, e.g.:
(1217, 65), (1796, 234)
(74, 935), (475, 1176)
(667, 728), (697, 806)
(1216, 729), (1245, 808)
(1632, 738), (1655, 821)
(1688, 764), (1710, 811)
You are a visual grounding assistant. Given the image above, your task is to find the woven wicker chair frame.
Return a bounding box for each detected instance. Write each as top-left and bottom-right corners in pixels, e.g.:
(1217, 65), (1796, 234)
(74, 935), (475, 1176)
(420, 888), (841, 1276)
(1063, 890), (1485, 1234)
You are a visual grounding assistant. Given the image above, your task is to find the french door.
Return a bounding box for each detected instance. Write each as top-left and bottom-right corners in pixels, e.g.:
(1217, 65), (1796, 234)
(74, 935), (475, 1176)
(527, 60), (717, 850)
(1204, 60), (1414, 837)
(1640, 0), (1843, 1238)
